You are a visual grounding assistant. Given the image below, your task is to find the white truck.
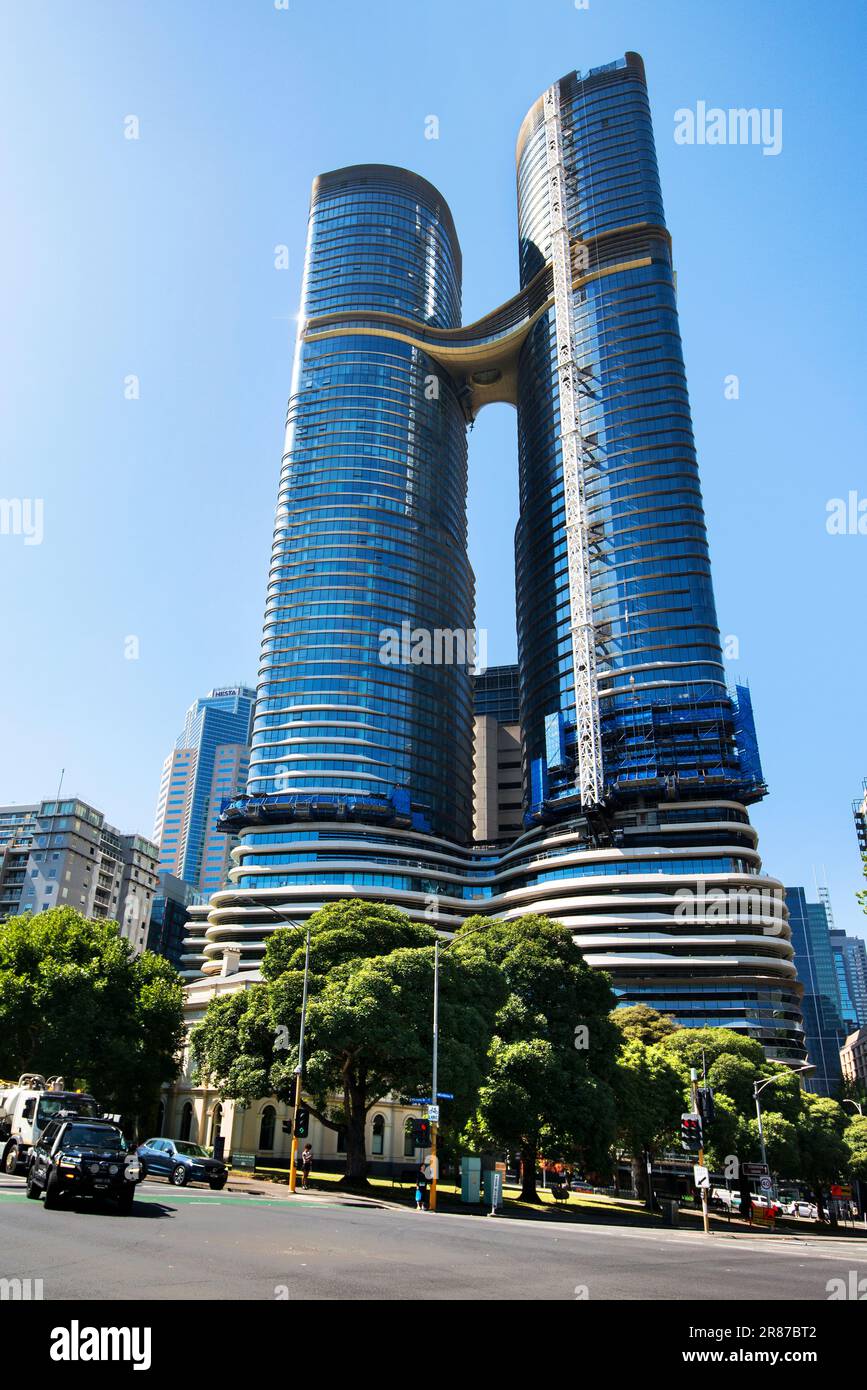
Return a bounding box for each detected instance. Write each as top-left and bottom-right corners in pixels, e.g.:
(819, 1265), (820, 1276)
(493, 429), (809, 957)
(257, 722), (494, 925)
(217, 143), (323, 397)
(0, 1074), (99, 1174)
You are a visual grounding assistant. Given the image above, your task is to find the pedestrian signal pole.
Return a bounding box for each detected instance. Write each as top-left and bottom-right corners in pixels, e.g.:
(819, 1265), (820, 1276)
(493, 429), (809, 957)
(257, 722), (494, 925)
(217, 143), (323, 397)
(429, 937), (440, 1212)
(691, 1067), (710, 1235)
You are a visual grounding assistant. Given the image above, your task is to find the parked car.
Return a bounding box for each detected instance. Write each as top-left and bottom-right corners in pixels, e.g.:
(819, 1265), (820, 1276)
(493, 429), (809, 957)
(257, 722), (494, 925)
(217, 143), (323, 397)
(782, 1199), (817, 1219)
(710, 1188), (740, 1210)
(751, 1194), (784, 1214)
(26, 1115), (141, 1212)
(137, 1137), (228, 1189)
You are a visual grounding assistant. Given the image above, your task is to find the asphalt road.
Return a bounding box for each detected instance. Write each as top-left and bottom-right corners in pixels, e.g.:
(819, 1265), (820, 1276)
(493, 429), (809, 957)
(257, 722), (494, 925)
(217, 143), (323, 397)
(2, 1173), (866, 1301)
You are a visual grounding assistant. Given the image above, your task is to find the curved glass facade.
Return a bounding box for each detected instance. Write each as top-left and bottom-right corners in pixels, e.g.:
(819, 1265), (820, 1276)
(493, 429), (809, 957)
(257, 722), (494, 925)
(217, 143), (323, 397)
(182, 66), (804, 1066)
(250, 166), (474, 846)
(515, 55), (755, 814)
(184, 797), (804, 1062)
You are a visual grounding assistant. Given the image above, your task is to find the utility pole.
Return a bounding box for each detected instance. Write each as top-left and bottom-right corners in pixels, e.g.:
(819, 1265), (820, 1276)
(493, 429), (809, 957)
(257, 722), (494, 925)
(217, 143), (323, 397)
(691, 1067), (710, 1235)
(754, 1081), (769, 1171)
(752, 1063), (811, 1204)
(231, 899), (308, 1192)
(429, 937), (440, 1212)
(288, 921), (312, 1194)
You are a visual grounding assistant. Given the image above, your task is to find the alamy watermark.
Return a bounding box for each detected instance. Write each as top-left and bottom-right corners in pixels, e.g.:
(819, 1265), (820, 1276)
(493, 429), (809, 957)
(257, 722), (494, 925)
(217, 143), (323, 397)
(826, 491), (867, 535)
(674, 881), (785, 934)
(379, 622), (488, 675)
(0, 1276), (43, 1300)
(674, 102), (783, 156)
(0, 498), (43, 545)
(826, 1271), (867, 1300)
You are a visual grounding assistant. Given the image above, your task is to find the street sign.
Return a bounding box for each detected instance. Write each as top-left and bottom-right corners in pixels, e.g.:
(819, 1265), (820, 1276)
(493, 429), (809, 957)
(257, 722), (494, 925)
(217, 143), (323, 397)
(428, 1104), (440, 1123)
(436, 1093), (454, 1100)
(693, 1165), (710, 1189)
(742, 1162), (769, 1177)
(831, 1184), (852, 1198)
(751, 1205), (775, 1229)
(759, 1176), (773, 1192)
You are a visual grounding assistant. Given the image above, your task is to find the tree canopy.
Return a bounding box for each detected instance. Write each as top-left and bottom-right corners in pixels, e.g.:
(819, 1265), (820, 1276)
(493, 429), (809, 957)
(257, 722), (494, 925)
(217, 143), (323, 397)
(454, 913), (618, 1200)
(0, 907), (185, 1127)
(612, 1003), (679, 1047)
(192, 900), (505, 1184)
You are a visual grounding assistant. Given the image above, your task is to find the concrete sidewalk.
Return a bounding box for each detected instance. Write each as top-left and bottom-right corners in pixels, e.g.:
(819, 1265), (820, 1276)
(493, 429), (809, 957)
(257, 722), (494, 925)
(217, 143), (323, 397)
(224, 1173), (867, 1248)
(225, 1172), (389, 1207)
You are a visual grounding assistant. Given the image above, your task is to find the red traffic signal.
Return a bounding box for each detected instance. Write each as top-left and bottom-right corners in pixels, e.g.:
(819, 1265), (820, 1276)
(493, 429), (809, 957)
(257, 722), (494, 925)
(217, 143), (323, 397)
(680, 1113), (703, 1152)
(410, 1118), (431, 1148)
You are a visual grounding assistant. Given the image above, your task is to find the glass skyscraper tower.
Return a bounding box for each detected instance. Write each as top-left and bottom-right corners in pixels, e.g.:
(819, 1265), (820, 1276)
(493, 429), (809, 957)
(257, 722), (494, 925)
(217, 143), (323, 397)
(185, 55), (805, 1065)
(154, 686), (255, 896)
(251, 166), (474, 847)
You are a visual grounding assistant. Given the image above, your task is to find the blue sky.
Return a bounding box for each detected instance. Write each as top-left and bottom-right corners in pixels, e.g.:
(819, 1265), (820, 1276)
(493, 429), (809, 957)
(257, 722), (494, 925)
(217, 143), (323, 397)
(2, 0), (865, 936)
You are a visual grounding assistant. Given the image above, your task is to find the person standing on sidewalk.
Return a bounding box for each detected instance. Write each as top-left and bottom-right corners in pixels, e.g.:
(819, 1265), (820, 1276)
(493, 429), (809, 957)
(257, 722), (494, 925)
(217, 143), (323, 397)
(301, 1143), (313, 1190)
(415, 1164), (428, 1211)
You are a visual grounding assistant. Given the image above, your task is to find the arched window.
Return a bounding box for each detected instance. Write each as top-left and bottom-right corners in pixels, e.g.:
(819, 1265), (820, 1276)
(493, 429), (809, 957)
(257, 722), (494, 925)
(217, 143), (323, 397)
(209, 1103), (223, 1146)
(155, 1101), (165, 1137)
(179, 1102), (194, 1142)
(259, 1105), (276, 1151)
(371, 1113), (385, 1156)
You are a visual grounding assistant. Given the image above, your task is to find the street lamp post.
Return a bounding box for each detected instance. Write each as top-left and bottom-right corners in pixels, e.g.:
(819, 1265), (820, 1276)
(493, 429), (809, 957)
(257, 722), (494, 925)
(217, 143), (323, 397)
(754, 1082), (769, 1170)
(843, 1102), (867, 1225)
(429, 937), (441, 1212)
(753, 1062), (812, 1176)
(288, 921), (312, 1194)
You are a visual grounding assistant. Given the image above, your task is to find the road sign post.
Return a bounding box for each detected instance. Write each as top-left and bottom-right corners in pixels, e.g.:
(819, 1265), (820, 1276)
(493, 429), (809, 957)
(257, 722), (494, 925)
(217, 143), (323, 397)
(690, 1069), (710, 1235)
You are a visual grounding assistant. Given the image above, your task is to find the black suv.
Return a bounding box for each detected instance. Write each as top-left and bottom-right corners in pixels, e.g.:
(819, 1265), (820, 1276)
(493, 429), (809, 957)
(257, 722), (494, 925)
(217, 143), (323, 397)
(26, 1115), (142, 1213)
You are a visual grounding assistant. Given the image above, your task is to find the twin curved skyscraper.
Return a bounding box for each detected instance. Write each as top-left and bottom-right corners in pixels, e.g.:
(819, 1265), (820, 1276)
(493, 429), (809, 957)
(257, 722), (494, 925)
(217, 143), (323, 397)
(186, 53), (806, 1065)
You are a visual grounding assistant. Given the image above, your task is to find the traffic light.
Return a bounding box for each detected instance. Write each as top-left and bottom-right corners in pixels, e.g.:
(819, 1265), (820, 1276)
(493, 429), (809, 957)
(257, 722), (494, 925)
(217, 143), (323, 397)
(697, 1087), (716, 1126)
(410, 1118), (431, 1148)
(281, 1119), (293, 1136)
(681, 1112), (703, 1152)
(294, 1106), (310, 1139)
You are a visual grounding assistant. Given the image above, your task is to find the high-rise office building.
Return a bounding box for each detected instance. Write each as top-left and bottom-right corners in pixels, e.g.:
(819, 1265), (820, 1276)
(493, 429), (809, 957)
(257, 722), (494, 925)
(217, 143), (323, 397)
(153, 687), (255, 897)
(473, 666), (523, 843)
(840, 1027), (867, 1091)
(853, 779), (867, 860)
(830, 928), (867, 1030)
(184, 55), (804, 1064)
(147, 871), (202, 972)
(0, 798), (159, 953)
(785, 887), (846, 1094)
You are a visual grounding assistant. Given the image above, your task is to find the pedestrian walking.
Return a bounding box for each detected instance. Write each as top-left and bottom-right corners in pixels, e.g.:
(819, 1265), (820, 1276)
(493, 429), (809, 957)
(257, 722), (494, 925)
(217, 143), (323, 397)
(301, 1142), (313, 1190)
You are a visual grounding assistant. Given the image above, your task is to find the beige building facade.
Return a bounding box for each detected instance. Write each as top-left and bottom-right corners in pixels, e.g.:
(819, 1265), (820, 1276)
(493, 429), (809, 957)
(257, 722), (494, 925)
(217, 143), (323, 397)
(158, 963), (426, 1176)
(840, 1026), (867, 1090)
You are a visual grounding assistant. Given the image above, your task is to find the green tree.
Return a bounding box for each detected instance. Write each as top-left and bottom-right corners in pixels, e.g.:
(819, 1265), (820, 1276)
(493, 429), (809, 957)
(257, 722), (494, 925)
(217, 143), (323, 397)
(799, 1095), (849, 1222)
(659, 1026), (767, 1076)
(192, 901), (505, 1186)
(613, 1038), (684, 1207)
(612, 1004), (679, 1047)
(455, 914), (619, 1202)
(0, 908), (185, 1129)
(658, 1028), (805, 1195)
(705, 1054), (759, 1116)
(843, 1114), (867, 1182)
(743, 1112), (801, 1179)
(857, 856), (867, 917)
(700, 1090), (743, 1173)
